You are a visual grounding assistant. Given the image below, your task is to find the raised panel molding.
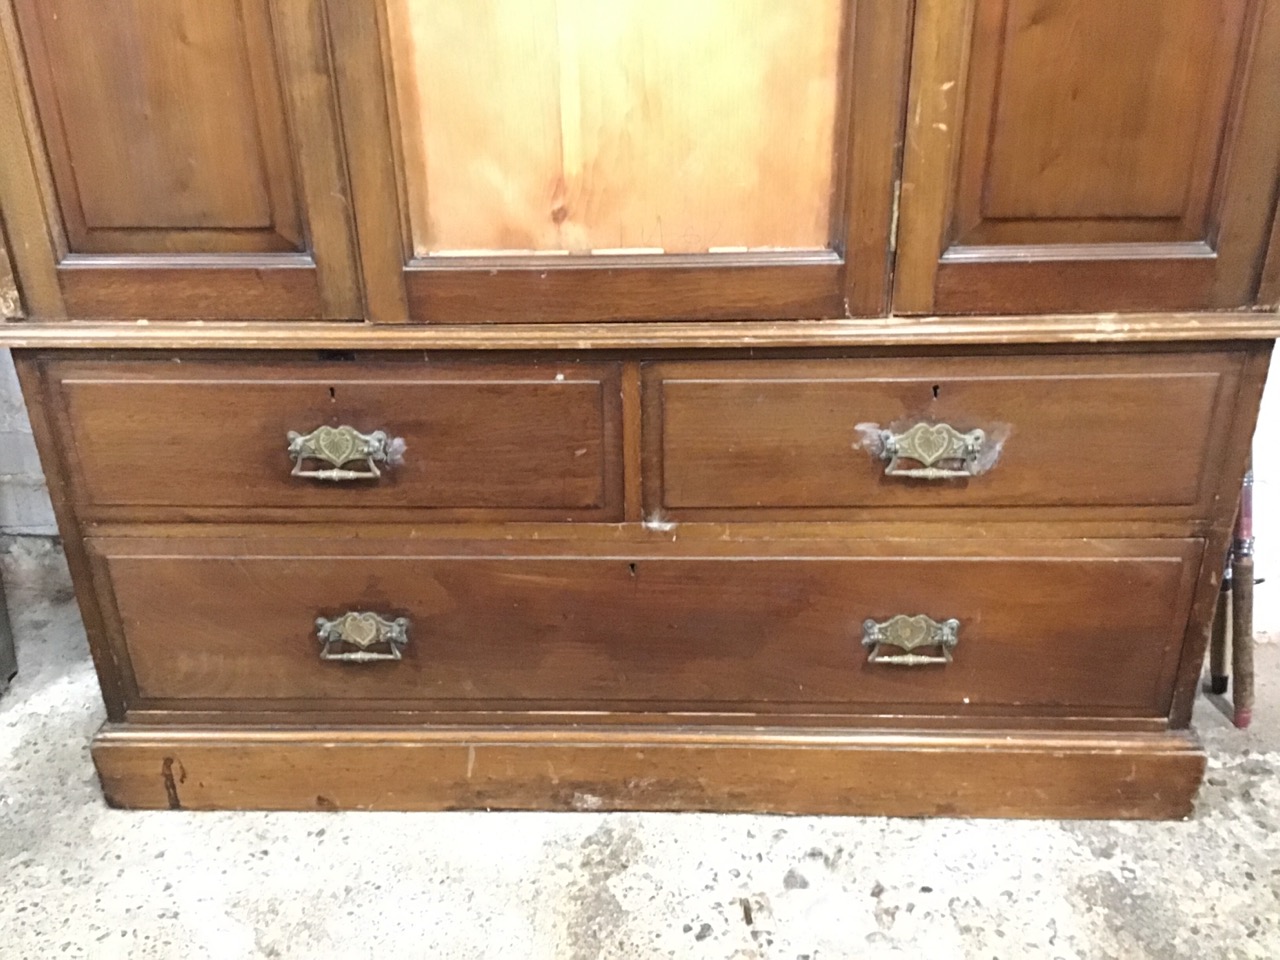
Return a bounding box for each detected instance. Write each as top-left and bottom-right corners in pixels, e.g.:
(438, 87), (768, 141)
(895, 0), (1280, 315)
(0, 0), (360, 320)
(14, 0), (302, 254)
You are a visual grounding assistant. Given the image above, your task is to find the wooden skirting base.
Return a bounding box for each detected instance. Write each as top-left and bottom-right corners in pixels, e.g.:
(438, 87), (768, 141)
(91, 725), (1207, 819)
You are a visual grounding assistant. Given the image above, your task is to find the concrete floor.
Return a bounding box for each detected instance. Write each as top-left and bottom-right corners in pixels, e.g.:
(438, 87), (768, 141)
(1, 538), (1278, 960)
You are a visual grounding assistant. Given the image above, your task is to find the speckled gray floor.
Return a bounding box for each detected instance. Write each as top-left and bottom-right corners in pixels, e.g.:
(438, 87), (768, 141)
(1, 537), (1278, 960)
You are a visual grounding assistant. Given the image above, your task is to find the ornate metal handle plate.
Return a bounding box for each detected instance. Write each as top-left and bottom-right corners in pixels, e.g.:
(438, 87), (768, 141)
(287, 425), (401, 481)
(862, 614), (960, 666)
(878, 422), (986, 480)
(316, 612), (410, 662)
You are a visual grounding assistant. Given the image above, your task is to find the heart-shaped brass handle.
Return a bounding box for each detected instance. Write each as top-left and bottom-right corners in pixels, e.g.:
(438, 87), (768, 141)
(862, 614), (959, 666)
(877, 422), (986, 480)
(287, 425), (403, 482)
(316, 612), (410, 662)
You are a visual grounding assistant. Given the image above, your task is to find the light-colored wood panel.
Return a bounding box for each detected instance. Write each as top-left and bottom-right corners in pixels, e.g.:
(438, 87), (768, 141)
(386, 0), (844, 256)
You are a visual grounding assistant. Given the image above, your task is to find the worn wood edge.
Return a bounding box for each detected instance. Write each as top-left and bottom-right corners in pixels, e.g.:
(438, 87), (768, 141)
(1, 313), (1277, 350)
(1261, 186), (1280, 306)
(0, 0), (64, 317)
(1168, 342), (1275, 727)
(91, 724), (1206, 819)
(12, 356), (127, 719)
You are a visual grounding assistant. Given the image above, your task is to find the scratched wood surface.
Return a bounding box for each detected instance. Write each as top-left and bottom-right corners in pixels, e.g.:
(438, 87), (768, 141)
(385, 0), (844, 256)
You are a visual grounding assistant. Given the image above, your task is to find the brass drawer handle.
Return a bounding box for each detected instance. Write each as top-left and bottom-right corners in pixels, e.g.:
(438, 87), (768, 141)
(878, 422), (986, 480)
(316, 612), (410, 662)
(862, 614), (960, 666)
(287, 425), (403, 482)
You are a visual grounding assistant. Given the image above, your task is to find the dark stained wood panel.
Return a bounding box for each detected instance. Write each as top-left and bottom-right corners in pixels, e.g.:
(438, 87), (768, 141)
(47, 359), (622, 518)
(90, 536), (1200, 716)
(976, 0), (1242, 227)
(14, 0), (301, 254)
(92, 726), (1208, 818)
(646, 353), (1241, 517)
(895, 0), (1280, 314)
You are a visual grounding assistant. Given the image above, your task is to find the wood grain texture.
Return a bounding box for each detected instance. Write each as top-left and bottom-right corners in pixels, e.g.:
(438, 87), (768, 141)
(45, 358), (622, 518)
(328, 0), (901, 322)
(13, 0), (302, 254)
(1, 0), (367, 320)
(57, 258), (325, 321)
(892, 0), (974, 315)
(386, 0), (843, 256)
(1258, 178), (1280, 307)
(840, 0), (914, 316)
(1168, 345), (1273, 728)
(5, 315), (1278, 351)
(89, 535), (1200, 716)
(405, 255), (845, 323)
(270, 0), (363, 318)
(963, 0), (1245, 232)
(645, 353), (1242, 518)
(0, 0), (63, 318)
(91, 725), (1208, 819)
(895, 0), (1280, 315)
(325, 0), (410, 323)
(12, 355), (127, 719)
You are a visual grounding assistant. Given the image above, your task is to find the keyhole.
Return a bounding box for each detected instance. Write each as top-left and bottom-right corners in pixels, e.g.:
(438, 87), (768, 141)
(932, 384), (941, 400)
(628, 562), (638, 577)
(329, 387), (336, 402)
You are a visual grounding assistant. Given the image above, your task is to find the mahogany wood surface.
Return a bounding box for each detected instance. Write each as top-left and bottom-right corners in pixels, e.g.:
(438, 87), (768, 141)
(0, 0), (359, 320)
(1, 0), (1276, 816)
(91, 726), (1207, 819)
(88, 535), (1200, 716)
(645, 353), (1243, 518)
(3, 316), (1278, 352)
(41, 359), (622, 519)
(1262, 205), (1280, 307)
(895, 0), (1280, 315)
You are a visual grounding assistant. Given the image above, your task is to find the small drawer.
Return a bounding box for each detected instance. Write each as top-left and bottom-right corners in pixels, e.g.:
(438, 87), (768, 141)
(90, 536), (1201, 718)
(644, 352), (1243, 518)
(42, 359), (622, 519)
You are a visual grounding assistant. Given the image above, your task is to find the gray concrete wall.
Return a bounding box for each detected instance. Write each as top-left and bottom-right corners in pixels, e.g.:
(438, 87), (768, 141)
(0, 352), (56, 536)
(0, 347), (1275, 634)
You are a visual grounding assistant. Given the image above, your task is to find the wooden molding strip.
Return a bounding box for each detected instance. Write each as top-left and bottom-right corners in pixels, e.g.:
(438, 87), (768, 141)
(92, 724), (1206, 818)
(2, 313), (1278, 351)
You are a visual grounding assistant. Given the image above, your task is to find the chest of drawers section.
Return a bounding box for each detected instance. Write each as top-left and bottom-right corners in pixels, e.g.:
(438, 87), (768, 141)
(15, 342), (1269, 815)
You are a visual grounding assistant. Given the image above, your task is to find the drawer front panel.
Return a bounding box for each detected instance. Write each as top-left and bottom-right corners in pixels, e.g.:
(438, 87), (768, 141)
(646, 353), (1240, 516)
(47, 360), (622, 517)
(91, 537), (1201, 716)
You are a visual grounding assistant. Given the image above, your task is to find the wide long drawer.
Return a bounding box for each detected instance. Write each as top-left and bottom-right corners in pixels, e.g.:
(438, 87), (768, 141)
(40, 359), (622, 518)
(644, 352), (1245, 518)
(89, 536), (1202, 717)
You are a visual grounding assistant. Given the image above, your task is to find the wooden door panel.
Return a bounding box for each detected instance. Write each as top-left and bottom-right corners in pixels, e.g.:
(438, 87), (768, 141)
(16, 0), (300, 254)
(0, 0), (359, 319)
(386, 0), (843, 258)
(328, 0), (910, 322)
(896, 0), (1280, 315)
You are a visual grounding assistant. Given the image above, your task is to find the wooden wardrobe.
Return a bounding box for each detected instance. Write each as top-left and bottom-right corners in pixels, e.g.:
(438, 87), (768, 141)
(1, 0), (1278, 817)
